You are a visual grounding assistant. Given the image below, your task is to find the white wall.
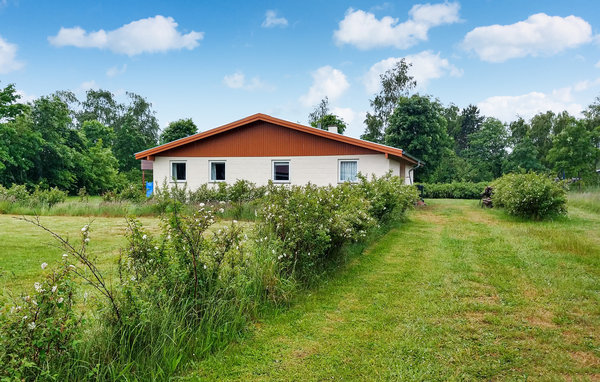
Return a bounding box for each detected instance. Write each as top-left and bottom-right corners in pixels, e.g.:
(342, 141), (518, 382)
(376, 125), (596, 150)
(153, 154), (412, 189)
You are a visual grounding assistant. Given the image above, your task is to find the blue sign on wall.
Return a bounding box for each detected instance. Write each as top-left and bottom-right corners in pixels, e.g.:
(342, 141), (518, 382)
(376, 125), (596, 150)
(146, 182), (153, 197)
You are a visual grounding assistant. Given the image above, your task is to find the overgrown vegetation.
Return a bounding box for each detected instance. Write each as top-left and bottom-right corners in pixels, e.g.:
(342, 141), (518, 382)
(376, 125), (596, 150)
(491, 172), (568, 219)
(0, 175), (417, 380)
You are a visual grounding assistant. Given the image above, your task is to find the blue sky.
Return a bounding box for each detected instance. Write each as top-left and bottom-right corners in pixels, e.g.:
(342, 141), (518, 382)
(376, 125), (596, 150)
(1, 0), (600, 138)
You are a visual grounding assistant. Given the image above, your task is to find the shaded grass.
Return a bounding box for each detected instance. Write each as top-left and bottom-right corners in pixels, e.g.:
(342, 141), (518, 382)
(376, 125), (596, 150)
(188, 199), (600, 380)
(569, 189), (600, 214)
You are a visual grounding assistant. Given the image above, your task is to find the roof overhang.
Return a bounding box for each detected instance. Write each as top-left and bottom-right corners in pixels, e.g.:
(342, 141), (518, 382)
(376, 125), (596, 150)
(135, 113), (419, 165)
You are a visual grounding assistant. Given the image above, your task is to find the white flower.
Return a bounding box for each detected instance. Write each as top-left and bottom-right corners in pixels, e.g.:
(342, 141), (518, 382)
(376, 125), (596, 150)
(28, 322), (36, 330)
(84, 292), (88, 300)
(219, 208), (225, 213)
(57, 297), (64, 304)
(62, 253), (68, 259)
(203, 264), (207, 269)
(277, 255), (283, 260)
(68, 264), (76, 269)
(154, 246), (159, 250)
(219, 201), (225, 205)
(32, 300), (37, 306)
(84, 238), (90, 243)
(51, 285), (57, 293)
(199, 202), (205, 207)
(81, 225), (88, 232)
(142, 234), (147, 240)
(233, 220), (238, 224)
(34, 282), (42, 292)
(41, 262), (48, 270)
(130, 276), (136, 281)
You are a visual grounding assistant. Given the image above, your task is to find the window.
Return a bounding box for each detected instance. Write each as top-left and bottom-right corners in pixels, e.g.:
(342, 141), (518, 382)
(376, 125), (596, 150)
(339, 160), (358, 182)
(273, 161), (290, 182)
(171, 161), (186, 182)
(210, 161), (226, 181)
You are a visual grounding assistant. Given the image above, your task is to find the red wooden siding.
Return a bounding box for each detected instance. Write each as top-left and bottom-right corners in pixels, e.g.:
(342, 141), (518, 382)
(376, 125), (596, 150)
(158, 121), (378, 157)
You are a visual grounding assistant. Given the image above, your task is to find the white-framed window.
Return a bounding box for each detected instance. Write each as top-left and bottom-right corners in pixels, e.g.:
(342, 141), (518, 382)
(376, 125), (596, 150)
(339, 160), (358, 183)
(209, 161), (226, 182)
(272, 161), (290, 182)
(170, 161), (187, 182)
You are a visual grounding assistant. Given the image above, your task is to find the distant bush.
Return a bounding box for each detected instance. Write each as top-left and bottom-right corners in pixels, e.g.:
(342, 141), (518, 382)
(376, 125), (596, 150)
(0, 184), (67, 208)
(416, 182), (488, 199)
(31, 187), (67, 207)
(492, 173), (567, 219)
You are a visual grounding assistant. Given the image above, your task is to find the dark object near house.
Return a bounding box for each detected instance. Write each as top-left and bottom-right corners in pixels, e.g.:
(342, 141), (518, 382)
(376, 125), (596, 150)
(481, 186), (493, 208)
(416, 184), (426, 206)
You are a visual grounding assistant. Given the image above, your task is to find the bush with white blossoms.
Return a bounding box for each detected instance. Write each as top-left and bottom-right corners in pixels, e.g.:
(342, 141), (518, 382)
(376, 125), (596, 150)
(491, 172), (567, 219)
(0, 259), (78, 380)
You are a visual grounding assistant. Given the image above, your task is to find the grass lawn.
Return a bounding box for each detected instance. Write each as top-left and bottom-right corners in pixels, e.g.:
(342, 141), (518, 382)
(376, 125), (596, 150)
(0, 214), (251, 292)
(187, 199), (600, 380)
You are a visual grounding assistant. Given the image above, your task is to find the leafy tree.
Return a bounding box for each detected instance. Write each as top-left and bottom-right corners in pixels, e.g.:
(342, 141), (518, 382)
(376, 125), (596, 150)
(81, 120), (115, 147)
(362, 59), (416, 143)
(502, 135), (544, 174)
(160, 118), (198, 144)
(529, 111), (556, 167)
(430, 149), (474, 183)
(78, 89), (121, 128)
(454, 104), (484, 153)
(0, 82), (29, 122)
(384, 95), (449, 181)
(0, 113), (43, 186)
(114, 92), (159, 172)
(463, 118), (507, 181)
(547, 120), (599, 180)
(307, 97), (347, 134)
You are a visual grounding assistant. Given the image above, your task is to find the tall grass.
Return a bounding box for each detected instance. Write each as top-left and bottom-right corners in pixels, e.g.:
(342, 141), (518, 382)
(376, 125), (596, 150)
(568, 188), (600, 213)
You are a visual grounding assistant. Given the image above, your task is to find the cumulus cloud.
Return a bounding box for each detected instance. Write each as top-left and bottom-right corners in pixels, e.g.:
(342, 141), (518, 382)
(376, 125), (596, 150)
(363, 51), (461, 93)
(477, 87), (585, 122)
(223, 71), (272, 91)
(333, 2), (460, 50)
(262, 10), (288, 28)
(0, 35), (24, 73)
(300, 66), (350, 107)
(463, 13), (593, 62)
(48, 15), (204, 56)
(331, 106), (356, 124)
(79, 80), (98, 91)
(106, 64), (127, 77)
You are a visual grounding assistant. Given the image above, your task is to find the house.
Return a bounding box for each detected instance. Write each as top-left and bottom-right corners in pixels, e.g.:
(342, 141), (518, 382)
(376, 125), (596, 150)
(134, 113), (421, 188)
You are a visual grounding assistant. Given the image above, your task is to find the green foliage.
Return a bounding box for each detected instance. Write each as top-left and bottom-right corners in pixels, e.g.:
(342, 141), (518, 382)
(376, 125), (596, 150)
(491, 172), (568, 219)
(385, 94), (450, 181)
(362, 59), (416, 143)
(547, 120), (600, 181)
(0, 260), (79, 380)
(417, 182), (488, 199)
(454, 104), (484, 153)
(160, 118), (198, 144)
(462, 117), (507, 181)
(307, 97), (347, 134)
(32, 187), (68, 207)
(0, 82), (29, 122)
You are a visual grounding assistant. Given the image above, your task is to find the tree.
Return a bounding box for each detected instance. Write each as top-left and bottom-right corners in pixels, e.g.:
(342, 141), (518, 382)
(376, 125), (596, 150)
(503, 135), (544, 174)
(529, 111), (556, 167)
(454, 104), (484, 153)
(81, 120), (115, 147)
(463, 118), (507, 181)
(0, 82), (29, 122)
(430, 149), (474, 183)
(362, 59), (416, 143)
(547, 120), (599, 180)
(160, 118), (198, 144)
(384, 95), (450, 181)
(78, 89), (121, 128)
(307, 97), (347, 134)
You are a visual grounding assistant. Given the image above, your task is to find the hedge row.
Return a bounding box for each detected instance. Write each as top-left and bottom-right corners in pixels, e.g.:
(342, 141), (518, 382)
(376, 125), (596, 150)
(416, 182), (488, 199)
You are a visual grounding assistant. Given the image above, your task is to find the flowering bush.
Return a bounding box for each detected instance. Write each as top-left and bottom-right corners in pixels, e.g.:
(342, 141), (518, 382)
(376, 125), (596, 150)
(256, 175), (418, 281)
(0, 261), (79, 380)
(491, 172), (567, 219)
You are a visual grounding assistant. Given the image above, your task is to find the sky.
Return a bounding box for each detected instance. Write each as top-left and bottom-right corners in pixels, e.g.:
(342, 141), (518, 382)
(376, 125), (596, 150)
(1, 0), (600, 138)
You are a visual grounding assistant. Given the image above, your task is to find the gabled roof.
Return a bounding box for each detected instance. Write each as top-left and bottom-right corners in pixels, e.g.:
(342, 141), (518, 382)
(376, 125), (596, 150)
(135, 113), (418, 164)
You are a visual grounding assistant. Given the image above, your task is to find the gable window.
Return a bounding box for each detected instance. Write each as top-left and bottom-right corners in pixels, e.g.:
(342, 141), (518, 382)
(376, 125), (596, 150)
(171, 161), (187, 182)
(210, 161), (226, 182)
(339, 160), (358, 182)
(273, 161), (290, 182)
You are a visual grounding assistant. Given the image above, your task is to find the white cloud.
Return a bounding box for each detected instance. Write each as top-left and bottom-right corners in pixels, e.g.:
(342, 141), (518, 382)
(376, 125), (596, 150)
(15, 89), (35, 103)
(595, 60), (600, 68)
(223, 71), (272, 91)
(48, 15), (204, 56)
(333, 2), (460, 50)
(300, 66), (350, 107)
(262, 10), (288, 28)
(477, 87), (584, 122)
(106, 64), (127, 77)
(0, 35), (24, 73)
(463, 13), (593, 62)
(331, 106), (355, 124)
(363, 51), (461, 93)
(79, 80), (98, 90)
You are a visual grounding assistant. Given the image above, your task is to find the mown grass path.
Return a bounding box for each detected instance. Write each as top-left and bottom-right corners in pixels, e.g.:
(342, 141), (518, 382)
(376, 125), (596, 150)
(189, 199), (600, 381)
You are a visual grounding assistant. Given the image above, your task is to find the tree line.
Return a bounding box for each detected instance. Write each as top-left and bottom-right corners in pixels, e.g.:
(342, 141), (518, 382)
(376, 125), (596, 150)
(310, 60), (600, 184)
(0, 83), (197, 194)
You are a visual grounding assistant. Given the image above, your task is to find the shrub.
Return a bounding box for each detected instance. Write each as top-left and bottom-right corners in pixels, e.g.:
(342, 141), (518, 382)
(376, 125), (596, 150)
(31, 187), (68, 208)
(117, 184), (145, 202)
(417, 182), (488, 199)
(491, 172), (568, 219)
(0, 261), (79, 380)
(0, 184), (30, 203)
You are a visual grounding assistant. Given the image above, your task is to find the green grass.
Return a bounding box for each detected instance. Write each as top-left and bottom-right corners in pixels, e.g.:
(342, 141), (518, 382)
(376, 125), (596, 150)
(185, 199), (600, 380)
(569, 189), (600, 214)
